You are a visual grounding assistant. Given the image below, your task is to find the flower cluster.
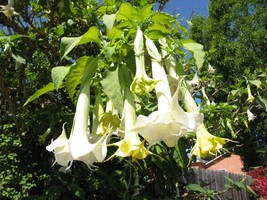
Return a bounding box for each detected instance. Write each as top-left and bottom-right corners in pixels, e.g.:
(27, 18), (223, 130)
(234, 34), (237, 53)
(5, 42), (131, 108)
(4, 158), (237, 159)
(46, 28), (231, 171)
(248, 164), (267, 198)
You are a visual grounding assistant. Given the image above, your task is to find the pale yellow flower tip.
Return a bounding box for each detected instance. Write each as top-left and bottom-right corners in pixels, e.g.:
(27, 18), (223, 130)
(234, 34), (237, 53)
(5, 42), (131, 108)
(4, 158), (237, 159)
(190, 124), (236, 158)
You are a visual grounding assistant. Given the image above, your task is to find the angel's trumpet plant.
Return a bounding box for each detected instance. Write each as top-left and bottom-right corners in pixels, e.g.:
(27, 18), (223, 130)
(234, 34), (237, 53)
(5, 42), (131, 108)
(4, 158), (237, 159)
(159, 38), (177, 79)
(246, 83), (255, 103)
(92, 88), (120, 136)
(130, 29), (157, 96)
(247, 109), (256, 121)
(180, 81), (233, 158)
(0, 3), (19, 19)
(68, 82), (108, 168)
(190, 124), (230, 157)
(47, 82), (108, 170)
(46, 123), (73, 168)
(133, 38), (203, 147)
(112, 87), (152, 162)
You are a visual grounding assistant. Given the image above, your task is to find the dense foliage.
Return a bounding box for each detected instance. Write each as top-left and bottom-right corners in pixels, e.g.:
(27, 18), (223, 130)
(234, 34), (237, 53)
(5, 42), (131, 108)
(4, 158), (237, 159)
(190, 0), (267, 170)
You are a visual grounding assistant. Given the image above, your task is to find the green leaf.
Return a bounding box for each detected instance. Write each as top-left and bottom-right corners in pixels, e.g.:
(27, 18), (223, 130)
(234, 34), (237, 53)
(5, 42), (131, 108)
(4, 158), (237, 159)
(60, 36), (80, 59)
(66, 56), (92, 99)
(258, 95), (267, 112)
(181, 39), (205, 69)
(60, 26), (100, 59)
(68, 183), (85, 199)
(101, 68), (123, 115)
(186, 184), (206, 193)
(108, 27), (123, 44)
(103, 14), (116, 31)
(116, 3), (139, 21)
(11, 51), (26, 64)
(139, 4), (154, 22)
(116, 3), (133, 20)
(249, 79), (262, 88)
(173, 138), (189, 168)
(79, 26), (100, 45)
(148, 22), (170, 34)
(0, 34), (29, 42)
(151, 12), (175, 25)
(51, 66), (70, 90)
(234, 182), (246, 190)
(80, 57), (98, 89)
(225, 118), (236, 138)
(23, 83), (55, 106)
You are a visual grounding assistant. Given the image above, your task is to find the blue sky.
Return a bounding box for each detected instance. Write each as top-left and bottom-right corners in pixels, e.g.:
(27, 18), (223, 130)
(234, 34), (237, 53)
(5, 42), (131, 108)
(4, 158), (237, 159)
(163, 0), (210, 20)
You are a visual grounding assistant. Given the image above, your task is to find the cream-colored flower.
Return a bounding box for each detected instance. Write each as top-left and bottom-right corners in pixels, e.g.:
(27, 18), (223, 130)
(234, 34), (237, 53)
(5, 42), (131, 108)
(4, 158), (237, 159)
(47, 82), (108, 170)
(247, 109), (256, 121)
(246, 84), (255, 103)
(190, 124), (231, 158)
(0, 2), (19, 19)
(130, 29), (157, 96)
(46, 124), (73, 168)
(132, 38), (203, 147)
(111, 88), (152, 162)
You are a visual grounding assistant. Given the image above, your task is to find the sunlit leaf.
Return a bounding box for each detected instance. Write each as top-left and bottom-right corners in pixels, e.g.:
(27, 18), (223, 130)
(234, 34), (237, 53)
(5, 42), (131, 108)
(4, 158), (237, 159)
(139, 4), (154, 22)
(116, 3), (133, 20)
(181, 39), (205, 69)
(151, 12), (175, 25)
(23, 83), (55, 106)
(66, 56), (90, 99)
(51, 66), (70, 90)
(101, 67), (123, 115)
(60, 27), (100, 59)
(148, 22), (170, 34)
(249, 79), (262, 88)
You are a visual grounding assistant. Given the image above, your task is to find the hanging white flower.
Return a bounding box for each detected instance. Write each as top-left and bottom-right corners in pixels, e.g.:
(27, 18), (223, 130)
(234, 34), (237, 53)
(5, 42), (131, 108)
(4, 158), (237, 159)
(247, 109), (256, 121)
(132, 38), (203, 147)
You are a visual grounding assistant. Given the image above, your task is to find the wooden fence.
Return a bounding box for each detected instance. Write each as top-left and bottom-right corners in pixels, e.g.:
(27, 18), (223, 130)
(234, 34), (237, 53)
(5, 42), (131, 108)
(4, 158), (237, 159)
(188, 168), (252, 200)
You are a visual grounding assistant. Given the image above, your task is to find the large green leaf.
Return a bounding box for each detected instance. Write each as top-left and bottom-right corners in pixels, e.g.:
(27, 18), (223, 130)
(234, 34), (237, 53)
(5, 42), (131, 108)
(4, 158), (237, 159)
(173, 138), (189, 168)
(23, 83), (55, 106)
(66, 56), (91, 99)
(116, 3), (133, 20)
(51, 66), (70, 90)
(60, 36), (80, 59)
(139, 4), (154, 22)
(181, 39), (205, 69)
(249, 79), (262, 88)
(80, 57), (98, 89)
(60, 26), (100, 59)
(101, 68), (124, 115)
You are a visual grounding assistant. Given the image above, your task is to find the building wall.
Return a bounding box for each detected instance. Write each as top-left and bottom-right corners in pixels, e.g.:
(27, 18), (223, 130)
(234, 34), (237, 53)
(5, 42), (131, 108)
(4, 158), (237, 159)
(206, 154), (245, 175)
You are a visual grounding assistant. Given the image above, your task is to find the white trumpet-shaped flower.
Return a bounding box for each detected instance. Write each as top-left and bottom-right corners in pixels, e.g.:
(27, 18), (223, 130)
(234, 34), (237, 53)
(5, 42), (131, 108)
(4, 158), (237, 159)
(246, 83), (255, 103)
(132, 38), (203, 147)
(67, 83), (108, 169)
(180, 80), (234, 158)
(46, 123), (73, 167)
(0, 0), (19, 19)
(130, 29), (158, 96)
(247, 109), (256, 121)
(110, 88), (152, 162)
(46, 82), (108, 170)
(190, 124), (231, 158)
